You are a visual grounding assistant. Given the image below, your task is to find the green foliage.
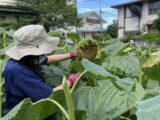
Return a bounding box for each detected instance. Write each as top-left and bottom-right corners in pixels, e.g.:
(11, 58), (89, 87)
(81, 59), (113, 78)
(137, 33), (160, 44)
(136, 95), (160, 120)
(143, 51), (160, 68)
(106, 24), (118, 38)
(101, 39), (130, 56)
(16, 0), (81, 30)
(63, 77), (75, 120)
(1, 91), (67, 120)
(66, 32), (80, 43)
(103, 54), (139, 77)
(74, 80), (144, 120)
(0, 15), (36, 30)
(93, 33), (111, 42)
(120, 33), (135, 43)
(48, 32), (61, 38)
(152, 12), (160, 31)
(2, 30), (160, 120)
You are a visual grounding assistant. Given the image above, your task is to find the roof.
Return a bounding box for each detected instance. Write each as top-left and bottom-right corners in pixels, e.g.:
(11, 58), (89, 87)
(77, 24), (105, 32)
(0, 5), (35, 14)
(111, 1), (142, 9)
(79, 11), (106, 23)
(111, 0), (159, 9)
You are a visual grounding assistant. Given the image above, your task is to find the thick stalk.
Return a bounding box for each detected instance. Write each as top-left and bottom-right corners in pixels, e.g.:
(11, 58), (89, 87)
(0, 61), (3, 118)
(63, 77), (75, 120)
(139, 59), (143, 84)
(71, 70), (87, 94)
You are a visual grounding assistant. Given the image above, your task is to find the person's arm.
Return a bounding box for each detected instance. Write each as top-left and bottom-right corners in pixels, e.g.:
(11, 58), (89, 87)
(47, 53), (77, 63)
(53, 73), (80, 91)
(54, 81), (71, 91)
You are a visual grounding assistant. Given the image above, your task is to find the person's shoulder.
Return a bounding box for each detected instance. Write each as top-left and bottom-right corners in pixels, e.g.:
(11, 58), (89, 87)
(5, 59), (27, 73)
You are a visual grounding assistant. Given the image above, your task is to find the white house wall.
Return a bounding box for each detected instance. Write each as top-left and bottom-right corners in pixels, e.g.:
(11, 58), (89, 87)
(118, 7), (125, 38)
(118, 7), (125, 28)
(117, 1), (158, 38)
(118, 28), (125, 38)
(125, 17), (139, 31)
(140, 2), (157, 31)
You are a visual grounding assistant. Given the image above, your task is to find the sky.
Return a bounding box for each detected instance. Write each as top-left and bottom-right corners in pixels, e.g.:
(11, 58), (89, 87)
(77, 0), (130, 28)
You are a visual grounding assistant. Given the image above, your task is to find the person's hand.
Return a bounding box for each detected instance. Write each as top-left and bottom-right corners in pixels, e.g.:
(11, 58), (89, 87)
(69, 52), (77, 58)
(67, 73), (80, 86)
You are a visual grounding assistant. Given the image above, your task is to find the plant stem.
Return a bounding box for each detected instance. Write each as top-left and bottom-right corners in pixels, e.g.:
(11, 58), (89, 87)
(33, 99), (70, 120)
(0, 61), (3, 118)
(120, 116), (131, 120)
(139, 61), (143, 84)
(63, 77), (75, 120)
(71, 70), (87, 94)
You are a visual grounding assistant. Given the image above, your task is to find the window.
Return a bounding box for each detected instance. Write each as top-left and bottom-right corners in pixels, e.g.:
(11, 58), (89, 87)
(82, 33), (86, 38)
(125, 7), (137, 18)
(149, 1), (160, 15)
(86, 18), (101, 24)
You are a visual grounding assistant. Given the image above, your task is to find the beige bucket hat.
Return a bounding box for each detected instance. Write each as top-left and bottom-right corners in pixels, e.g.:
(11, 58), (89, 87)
(6, 25), (59, 60)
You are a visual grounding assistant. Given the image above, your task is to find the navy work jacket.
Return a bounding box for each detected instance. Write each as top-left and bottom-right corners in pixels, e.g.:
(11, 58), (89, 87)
(4, 58), (52, 112)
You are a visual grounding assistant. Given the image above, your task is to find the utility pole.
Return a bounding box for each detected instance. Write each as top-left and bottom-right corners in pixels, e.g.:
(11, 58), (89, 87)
(75, 0), (78, 33)
(99, 0), (103, 34)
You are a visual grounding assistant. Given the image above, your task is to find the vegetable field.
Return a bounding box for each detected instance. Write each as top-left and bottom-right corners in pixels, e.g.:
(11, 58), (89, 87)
(1, 27), (160, 120)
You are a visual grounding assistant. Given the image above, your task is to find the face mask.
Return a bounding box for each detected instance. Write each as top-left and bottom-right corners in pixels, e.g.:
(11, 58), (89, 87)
(32, 55), (47, 65)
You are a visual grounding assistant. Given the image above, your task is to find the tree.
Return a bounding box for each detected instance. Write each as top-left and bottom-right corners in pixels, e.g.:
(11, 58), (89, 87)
(16, 0), (81, 32)
(106, 24), (118, 38)
(152, 12), (160, 31)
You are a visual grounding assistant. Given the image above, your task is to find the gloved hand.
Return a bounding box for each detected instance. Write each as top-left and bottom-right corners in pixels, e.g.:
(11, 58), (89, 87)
(69, 52), (77, 58)
(67, 73), (80, 86)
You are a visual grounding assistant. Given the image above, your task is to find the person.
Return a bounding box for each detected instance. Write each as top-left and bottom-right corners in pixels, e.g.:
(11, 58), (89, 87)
(4, 25), (80, 112)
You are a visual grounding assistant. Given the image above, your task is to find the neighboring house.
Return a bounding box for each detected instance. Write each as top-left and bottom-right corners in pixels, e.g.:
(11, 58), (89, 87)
(77, 11), (106, 39)
(112, 0), (159, 38)
(67, 0), (75, 5)
(0, 0), (34, 26)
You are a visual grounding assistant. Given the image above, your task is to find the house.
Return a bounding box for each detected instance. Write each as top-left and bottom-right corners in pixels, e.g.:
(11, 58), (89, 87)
(77, 11), (106, 39)
(112, 0), (160, 38)
(0, 0), (34, 27)
(67, 0), (75, 5)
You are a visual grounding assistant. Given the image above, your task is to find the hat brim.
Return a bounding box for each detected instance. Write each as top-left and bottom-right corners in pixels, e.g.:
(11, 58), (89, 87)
(6, 37), (59, 60)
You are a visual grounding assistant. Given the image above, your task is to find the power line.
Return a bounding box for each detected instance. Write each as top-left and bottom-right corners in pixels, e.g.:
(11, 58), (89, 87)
(102, 11), (118, 17)
(77, 0), (94, 4)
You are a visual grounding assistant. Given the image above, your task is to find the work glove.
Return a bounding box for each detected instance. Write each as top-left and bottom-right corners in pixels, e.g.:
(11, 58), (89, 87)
(69, 52), (77, 58)
(67, 73), (80, 86)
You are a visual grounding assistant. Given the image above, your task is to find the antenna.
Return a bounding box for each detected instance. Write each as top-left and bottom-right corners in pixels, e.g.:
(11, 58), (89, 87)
(99, 0), (103, 34)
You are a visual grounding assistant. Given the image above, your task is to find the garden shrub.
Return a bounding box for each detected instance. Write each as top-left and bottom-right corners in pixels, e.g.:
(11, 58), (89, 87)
(66, 32), (80, 43)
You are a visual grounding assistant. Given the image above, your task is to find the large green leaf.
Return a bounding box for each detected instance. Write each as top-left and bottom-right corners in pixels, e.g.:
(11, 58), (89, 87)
(40, 65), (69, 87)
(143, 51), (160, 68)
(136, 95), (160, 120)
(1, 91), (66, 120)
(142, 44), (160, 81)
(74, 80), (144, 120)
(0, 99), (32, 120)
(143, 64), (160, 81)
(103, 53), (139, 77)
(81, 59), (114, 78)
(101, 40), (129, 56)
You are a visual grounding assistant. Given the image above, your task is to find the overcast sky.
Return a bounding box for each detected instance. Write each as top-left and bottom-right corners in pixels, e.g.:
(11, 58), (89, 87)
(77, 0), (130, 28)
